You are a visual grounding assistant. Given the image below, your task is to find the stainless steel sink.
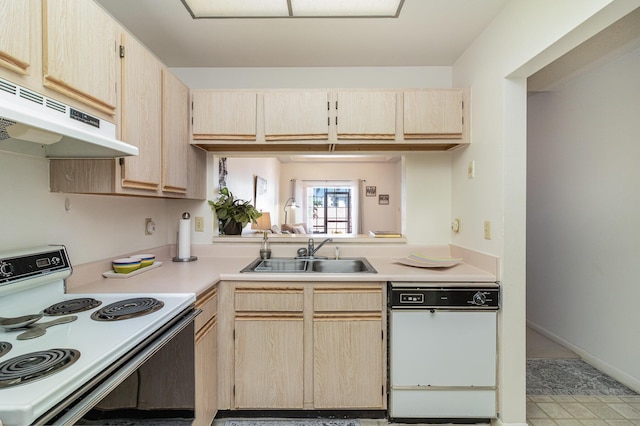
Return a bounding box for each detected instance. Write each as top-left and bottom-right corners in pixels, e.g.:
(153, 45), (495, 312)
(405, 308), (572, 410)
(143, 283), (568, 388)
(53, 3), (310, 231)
(308, 259), (375, 273)
(245, 258), (308, 272)
(240, 257), (377, 274)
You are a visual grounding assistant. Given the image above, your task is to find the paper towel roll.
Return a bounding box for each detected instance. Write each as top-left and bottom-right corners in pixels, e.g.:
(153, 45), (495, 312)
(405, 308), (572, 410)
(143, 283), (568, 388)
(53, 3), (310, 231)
(178, 216), (191, 259)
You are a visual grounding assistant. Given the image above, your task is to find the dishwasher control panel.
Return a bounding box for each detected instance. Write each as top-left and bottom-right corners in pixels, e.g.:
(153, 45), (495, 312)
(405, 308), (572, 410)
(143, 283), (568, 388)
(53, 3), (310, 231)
(390, 285), (500, 310)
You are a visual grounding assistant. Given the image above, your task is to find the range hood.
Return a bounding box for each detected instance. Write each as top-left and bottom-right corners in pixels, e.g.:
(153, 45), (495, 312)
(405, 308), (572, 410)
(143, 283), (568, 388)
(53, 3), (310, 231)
(0, 77), (138, 158)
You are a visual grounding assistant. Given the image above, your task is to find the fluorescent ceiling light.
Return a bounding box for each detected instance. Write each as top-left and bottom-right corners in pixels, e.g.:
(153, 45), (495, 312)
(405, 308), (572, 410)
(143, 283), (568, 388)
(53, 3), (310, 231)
(181, 0), (404, 18)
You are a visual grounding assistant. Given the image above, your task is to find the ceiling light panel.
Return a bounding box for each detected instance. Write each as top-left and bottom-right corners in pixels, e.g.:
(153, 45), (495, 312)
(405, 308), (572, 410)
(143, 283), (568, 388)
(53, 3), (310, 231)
(293, 0), (403, 17)
(182, 0), (290, 18)
(182, 0), (404, 18)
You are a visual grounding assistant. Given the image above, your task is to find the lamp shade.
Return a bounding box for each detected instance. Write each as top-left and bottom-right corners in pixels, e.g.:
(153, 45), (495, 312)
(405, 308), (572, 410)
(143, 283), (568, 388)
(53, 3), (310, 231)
(252, 212), (272, 230)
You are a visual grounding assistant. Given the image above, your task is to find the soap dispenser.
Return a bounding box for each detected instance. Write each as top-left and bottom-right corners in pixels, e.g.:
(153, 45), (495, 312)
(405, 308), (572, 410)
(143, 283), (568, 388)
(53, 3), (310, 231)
(260, 232), (272, 259)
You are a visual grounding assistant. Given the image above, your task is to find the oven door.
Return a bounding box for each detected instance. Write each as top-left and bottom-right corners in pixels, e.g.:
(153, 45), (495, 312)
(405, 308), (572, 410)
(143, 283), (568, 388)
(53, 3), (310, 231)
(37, 307), (199, 426)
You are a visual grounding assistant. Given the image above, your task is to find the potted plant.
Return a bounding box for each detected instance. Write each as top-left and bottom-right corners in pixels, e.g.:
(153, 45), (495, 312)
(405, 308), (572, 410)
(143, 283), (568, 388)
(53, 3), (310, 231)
(208, 187), (262, 235)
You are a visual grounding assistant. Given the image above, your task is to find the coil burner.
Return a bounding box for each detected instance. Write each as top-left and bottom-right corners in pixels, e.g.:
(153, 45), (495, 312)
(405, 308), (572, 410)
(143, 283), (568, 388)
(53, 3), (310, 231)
(90, 297), (164, 321)
(44, 298), (102, 316)
(0, 341), (11, 358)
(0, 348), (80, 388)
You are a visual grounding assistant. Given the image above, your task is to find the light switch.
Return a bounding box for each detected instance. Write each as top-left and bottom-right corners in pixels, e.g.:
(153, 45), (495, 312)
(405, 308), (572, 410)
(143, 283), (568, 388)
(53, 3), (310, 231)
(467, 160), (475, 179)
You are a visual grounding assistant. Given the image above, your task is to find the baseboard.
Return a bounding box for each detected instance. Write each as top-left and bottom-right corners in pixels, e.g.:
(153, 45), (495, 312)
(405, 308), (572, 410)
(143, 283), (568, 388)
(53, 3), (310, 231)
(491, 418), (527, 426)
(527, 320), (640, 393)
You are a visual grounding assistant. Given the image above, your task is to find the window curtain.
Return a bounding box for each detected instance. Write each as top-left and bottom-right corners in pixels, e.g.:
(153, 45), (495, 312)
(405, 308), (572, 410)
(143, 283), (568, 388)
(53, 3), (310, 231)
(358, 179), (366, 234)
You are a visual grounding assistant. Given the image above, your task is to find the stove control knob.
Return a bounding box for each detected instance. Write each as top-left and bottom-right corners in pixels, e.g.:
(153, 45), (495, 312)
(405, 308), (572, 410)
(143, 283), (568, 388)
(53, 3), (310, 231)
(51, 257), (61, 265)
(472, 291), (487, 306)
(0, 262), (14, 278)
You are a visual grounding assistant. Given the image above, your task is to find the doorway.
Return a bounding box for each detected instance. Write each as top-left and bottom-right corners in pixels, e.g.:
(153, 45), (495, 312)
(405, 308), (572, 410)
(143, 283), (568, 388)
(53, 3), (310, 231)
(525, 10), (640, 423)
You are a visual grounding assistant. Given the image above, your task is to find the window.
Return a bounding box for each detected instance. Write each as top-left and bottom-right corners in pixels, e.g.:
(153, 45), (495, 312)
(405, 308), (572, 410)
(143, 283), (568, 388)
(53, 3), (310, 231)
(301, 181), (358, 235)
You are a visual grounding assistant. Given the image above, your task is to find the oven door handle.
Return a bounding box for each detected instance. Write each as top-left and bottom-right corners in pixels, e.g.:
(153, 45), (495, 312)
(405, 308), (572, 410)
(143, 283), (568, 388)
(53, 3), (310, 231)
(45, 309), (200, 426)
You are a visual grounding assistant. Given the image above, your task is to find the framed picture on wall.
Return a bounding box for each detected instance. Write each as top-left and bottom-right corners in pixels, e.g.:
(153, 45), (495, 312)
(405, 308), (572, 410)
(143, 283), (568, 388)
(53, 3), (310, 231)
(379, 194), (389, 205)
(366, 186), (377, 196)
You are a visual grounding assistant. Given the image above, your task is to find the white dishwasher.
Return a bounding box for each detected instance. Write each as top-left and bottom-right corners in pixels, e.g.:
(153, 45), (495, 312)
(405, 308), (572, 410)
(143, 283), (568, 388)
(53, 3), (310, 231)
(389, 282), (500, 421)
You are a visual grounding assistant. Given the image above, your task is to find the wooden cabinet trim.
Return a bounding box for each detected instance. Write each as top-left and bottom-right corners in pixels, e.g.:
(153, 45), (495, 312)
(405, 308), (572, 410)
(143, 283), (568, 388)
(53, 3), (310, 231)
(196, 286), (217, 308)
(0, 52), (30, 75)
(42, 75), (117, 116)
(236, 313), (303, 320)
(195, 285), (217, 330)
(195, 316), (216, 342)
(313, 313), (382, 320)
(313, 285), (382, 293)
(235, 286), (304, 293)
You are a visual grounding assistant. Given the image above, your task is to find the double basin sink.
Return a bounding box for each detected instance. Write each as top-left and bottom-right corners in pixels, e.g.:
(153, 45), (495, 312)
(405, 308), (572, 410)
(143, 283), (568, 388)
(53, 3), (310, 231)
(241, 257), (377, 274)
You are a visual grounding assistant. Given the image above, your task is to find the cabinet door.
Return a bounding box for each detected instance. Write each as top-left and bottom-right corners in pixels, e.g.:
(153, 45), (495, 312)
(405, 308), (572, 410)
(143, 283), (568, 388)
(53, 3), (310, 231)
(336, 91), (396, 140)
(194, 286), (217, 426)
(403, 89), (463, 138)
(234, 317), (304, 408)
(264, 91), (329, 140)
(194, 317), (217, 426)
(192, 91), (257, 140)
(313, 316), (384, 408)
(0, 0), (32, 75)
(42, 0), (117, 116)
(162, 69), (188, 194)
(120, 33), (162, 192)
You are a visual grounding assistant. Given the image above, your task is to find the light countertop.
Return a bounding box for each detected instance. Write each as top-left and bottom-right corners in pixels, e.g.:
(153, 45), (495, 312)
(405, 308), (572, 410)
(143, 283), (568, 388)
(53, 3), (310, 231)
(67, 244), (499, 298)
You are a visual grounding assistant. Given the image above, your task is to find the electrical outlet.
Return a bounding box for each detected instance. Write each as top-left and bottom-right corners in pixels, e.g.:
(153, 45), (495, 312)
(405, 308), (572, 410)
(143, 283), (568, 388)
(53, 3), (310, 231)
(194, 217), (204, 232)
(144, 218), (155, 235)
(451, 218), (461, 233)
(484, 220), (491, 240)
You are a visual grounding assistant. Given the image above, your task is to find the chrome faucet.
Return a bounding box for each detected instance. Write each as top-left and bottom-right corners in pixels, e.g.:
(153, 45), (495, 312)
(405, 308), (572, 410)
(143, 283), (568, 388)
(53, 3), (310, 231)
(306, 238), (333, 258)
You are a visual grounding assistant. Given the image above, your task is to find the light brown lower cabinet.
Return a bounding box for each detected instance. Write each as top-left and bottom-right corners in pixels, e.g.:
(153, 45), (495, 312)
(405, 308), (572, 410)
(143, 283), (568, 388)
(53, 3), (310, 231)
(219, 281), (386, 411)
(194, 286), (218, 426)
(234, 316), (304, 408)
(313, 315), (384, 408)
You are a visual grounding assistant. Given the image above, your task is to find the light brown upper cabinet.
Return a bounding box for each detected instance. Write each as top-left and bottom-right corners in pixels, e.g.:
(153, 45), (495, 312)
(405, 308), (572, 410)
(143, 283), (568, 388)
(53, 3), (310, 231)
(0, 0), (32, 76)
(192, 91), (257, 141)
(336, 91), (396, 140)
(161, 70), (189, 195)
(42, 0), (118, 116)
(403, 89), (464, 139)
(263, 91), (329, 141)
(119, 33), (163, 192)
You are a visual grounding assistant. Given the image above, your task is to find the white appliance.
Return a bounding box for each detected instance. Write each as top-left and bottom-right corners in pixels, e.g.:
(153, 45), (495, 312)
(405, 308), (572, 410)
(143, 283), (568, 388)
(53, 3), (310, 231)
(388, 282), (499, 420)
(0, 77), (138, 158)
(0, 246), (197, 426)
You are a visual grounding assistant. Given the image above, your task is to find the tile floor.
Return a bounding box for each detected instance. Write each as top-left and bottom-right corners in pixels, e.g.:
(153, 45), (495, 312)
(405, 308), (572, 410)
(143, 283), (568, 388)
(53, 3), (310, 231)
(526, 327), (640, 425)
(527, 395), (640, 425)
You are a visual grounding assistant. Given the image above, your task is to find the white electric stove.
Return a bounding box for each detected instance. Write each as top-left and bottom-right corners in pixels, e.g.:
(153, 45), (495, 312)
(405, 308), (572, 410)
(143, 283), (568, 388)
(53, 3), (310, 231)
(0, 246), (197, 426)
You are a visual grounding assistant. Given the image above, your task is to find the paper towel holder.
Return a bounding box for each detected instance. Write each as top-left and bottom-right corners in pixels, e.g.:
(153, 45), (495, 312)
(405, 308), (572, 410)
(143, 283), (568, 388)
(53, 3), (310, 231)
(173, 212), (198, 262)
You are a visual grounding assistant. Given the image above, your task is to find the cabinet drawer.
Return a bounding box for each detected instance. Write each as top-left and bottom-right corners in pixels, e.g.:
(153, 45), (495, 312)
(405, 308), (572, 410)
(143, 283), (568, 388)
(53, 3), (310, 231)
(195, 286), (217, 331)
(235, 287), (304, 312)
(314, 286), (383, 312)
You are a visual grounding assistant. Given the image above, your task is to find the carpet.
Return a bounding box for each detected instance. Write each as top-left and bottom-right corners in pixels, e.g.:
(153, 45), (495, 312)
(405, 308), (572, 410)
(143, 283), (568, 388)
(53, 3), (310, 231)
(527, 358), (638, 396)
(225, 420), (360, 426)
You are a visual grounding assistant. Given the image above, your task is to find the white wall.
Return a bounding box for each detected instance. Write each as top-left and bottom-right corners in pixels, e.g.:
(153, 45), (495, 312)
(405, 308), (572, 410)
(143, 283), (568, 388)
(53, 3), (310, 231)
(451, 0), (638, 423)
(527, 46), (640, 391)
(0, 151), (170, 264)
(403, 153), (453, 244)
(171, 66), (452, 89)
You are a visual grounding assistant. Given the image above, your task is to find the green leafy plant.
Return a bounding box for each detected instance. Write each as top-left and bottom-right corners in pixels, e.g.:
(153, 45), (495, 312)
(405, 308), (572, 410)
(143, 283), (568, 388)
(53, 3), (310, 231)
(208, 187), (262, 233)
